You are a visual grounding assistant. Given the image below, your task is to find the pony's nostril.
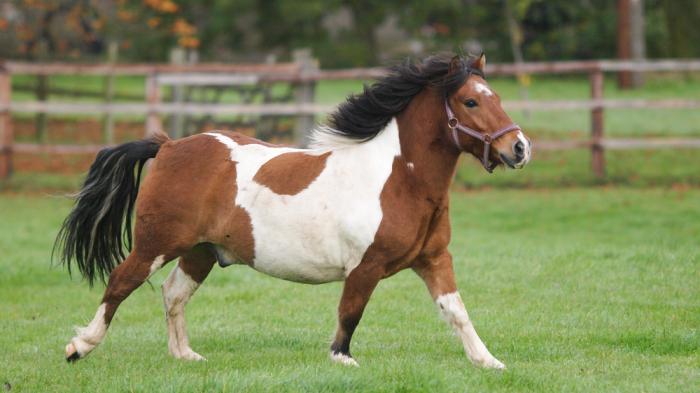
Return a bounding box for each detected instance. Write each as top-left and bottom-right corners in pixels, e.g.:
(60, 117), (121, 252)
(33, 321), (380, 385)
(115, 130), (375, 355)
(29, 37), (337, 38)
(513, 140), (525, 156)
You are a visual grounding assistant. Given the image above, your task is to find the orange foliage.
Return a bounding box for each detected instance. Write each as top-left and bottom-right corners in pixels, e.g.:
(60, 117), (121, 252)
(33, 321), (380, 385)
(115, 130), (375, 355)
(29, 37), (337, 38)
(147, 17), (161, 28)
(144, 0), (179, 14)
(172, 18), (196, 36)
(16, 26), (34, 41)
(159, 1), (179, 13)
(117, 10), (135, 22)
(91, 18), (105, 31)
(178, 36), (200, 49)
(22, 0), (42, 8)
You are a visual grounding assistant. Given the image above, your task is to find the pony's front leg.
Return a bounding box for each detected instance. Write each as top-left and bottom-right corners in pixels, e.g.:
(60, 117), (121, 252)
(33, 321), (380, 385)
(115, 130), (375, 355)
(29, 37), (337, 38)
(330, 263), (383, 367)
(414, 251), (505, 369)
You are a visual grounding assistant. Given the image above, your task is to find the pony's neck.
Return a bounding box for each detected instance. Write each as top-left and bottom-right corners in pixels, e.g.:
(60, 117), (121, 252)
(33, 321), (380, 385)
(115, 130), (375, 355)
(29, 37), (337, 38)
(396, 89), (462, 201)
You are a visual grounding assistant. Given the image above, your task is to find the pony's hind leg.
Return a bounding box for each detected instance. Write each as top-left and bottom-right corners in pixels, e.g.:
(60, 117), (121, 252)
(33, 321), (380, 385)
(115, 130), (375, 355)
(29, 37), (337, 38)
(162, 245), (215, 361)
(65, 251), (170, 361)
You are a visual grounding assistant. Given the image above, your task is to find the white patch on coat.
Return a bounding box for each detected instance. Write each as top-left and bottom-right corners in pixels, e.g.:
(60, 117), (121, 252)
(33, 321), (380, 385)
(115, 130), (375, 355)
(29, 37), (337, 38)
(148, 254), (166, 277)
(407, 162), (415, 171)
(309, 125), (364, 149)
(205, 119), (401, 284)
(515, 130), (531, 166)
(66, 303), (108, 357)
(162, 265), (205, 360)
(330, 351), (359, 366)
(435, 292), (505, 369)
(473, 81), (494, 96)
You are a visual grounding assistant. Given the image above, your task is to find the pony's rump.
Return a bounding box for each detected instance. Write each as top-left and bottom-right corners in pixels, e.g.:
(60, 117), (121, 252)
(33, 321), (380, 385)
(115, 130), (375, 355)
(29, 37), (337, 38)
(53, 132), (169, 286)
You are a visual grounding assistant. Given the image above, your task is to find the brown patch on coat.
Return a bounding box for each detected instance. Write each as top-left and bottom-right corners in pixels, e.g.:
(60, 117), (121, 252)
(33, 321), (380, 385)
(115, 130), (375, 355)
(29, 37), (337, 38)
(135, 132), (257, 265)
(178, 244), (216, 283)
(253, 151), (331, 195)
(96, 132), (262, 327)
(364, 89), (462, 278)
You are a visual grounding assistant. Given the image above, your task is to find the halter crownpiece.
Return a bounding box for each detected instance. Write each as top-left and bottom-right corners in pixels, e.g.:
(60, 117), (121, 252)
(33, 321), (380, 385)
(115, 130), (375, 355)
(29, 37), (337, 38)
(444, 100), (521, 173)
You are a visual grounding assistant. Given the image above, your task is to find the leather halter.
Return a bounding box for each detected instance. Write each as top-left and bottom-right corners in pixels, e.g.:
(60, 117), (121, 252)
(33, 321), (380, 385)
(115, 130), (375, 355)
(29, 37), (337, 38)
(445, 100), (521, 173)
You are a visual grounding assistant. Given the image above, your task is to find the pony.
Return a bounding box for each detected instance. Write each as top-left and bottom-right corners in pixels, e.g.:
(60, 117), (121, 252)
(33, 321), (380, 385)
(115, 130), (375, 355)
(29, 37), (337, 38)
(54, 53), (531, 369)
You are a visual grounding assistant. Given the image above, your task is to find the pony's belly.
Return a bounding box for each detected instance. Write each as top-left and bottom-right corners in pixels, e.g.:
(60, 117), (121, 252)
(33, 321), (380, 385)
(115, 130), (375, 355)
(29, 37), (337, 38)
(250, 256), (347, 284)
(249, 226), (365, 284)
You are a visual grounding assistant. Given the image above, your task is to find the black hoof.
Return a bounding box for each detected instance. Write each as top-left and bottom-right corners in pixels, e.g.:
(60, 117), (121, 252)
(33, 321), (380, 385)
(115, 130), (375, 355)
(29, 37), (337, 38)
(66, 351), (81, 363)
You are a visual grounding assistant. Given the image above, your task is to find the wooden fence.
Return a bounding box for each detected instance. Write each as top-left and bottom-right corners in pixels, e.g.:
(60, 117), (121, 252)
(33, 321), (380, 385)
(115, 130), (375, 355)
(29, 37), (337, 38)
(1, 58), (700, 179)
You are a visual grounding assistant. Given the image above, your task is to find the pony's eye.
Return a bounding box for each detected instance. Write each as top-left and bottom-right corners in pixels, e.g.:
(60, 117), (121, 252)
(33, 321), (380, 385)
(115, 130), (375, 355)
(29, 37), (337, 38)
(464, 99), (478, 108)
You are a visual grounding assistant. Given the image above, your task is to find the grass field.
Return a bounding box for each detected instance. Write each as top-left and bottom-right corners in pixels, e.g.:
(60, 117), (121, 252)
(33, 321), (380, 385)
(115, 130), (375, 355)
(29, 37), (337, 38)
(1, 188), (698, 392)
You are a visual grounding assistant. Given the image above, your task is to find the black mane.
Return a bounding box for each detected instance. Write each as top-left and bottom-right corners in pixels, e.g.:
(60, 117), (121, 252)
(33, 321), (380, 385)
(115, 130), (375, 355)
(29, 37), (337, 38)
(326, 54), (484, 142)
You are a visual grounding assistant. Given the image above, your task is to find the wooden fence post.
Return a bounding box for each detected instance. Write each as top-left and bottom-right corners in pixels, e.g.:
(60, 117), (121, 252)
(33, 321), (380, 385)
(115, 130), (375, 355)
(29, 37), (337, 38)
(35, 74), (48, 143)
(169, 47), (186, 138)
(0, 66), (12, 179)
(292, 49), (318, 147)
(145, 72), (162, 137)
(590, 69), (606, 178)
(101, 41), (118, 144)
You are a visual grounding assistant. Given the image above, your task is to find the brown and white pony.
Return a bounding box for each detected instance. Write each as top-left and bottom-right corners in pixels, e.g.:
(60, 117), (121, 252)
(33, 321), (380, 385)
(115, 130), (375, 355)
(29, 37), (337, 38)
(55, 53), (531, 369)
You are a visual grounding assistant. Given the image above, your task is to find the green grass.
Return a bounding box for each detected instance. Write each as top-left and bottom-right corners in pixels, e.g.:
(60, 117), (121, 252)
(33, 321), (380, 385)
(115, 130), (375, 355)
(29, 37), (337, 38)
(0, 189), (698, 392)
(456, 148), (700, 188)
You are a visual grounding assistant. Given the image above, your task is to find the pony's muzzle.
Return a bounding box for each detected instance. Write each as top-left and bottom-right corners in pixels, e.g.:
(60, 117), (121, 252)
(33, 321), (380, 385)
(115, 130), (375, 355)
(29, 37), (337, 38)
(509, 133), (531, 169)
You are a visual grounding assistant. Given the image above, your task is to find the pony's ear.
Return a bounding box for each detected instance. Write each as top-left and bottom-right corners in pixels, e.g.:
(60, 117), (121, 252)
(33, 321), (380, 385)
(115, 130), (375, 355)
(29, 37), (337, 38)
(448, 56), (463, 75)
(471, 53), (486, 73)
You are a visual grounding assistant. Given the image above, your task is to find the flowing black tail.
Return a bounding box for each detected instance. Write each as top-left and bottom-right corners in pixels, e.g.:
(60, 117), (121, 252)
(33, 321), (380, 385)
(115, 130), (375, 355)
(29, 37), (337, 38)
(53, 133), (169, 286)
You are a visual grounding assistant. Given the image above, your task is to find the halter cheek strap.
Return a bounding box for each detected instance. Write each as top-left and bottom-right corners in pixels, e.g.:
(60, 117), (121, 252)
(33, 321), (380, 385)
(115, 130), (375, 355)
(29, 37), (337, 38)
(445, 100), (521, 173)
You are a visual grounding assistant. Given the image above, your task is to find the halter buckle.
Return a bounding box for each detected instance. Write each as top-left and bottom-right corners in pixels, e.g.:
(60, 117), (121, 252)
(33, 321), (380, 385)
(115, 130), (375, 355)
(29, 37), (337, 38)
(447, 117), (458, 129)
(483, 134), (492, 143)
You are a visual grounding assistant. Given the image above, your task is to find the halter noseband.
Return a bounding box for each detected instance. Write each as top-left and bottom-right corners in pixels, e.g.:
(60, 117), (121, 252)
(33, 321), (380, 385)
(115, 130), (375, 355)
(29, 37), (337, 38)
(445, 100), (521, 173)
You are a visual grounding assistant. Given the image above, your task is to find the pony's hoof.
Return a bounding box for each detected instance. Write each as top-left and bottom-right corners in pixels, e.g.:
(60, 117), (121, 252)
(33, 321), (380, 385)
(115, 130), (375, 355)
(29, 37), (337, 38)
(489, 358), (506, 370)
(475, 356), (506, 370)
(181, 350), (206, 361)
(65, 342), (81, 362)
(330, 351), (359, 367)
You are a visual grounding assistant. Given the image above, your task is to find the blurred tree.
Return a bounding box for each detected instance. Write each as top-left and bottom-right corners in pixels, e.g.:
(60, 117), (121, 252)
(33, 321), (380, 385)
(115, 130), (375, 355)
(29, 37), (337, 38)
(110, 0), (201, 61)
(0, 0), (103, 60)
(0, 0), (201, 61)
(662, 0), (700, 58)
(0, 0), (697, 66)
(617, 0), (646, 89)
(505, 0), (532, 118)
(518, 1), (617, 61)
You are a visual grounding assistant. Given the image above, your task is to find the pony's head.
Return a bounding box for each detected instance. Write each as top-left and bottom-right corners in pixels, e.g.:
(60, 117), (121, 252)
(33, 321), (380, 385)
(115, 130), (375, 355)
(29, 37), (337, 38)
(442, 54), (531, 171)
(320, 53), (531, 172)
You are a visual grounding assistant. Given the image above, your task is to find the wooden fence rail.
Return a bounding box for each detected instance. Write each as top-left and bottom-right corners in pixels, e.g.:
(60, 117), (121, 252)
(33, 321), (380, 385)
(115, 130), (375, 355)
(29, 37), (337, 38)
(3, 98), (699, 115)
(1, 59), (699, 179)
